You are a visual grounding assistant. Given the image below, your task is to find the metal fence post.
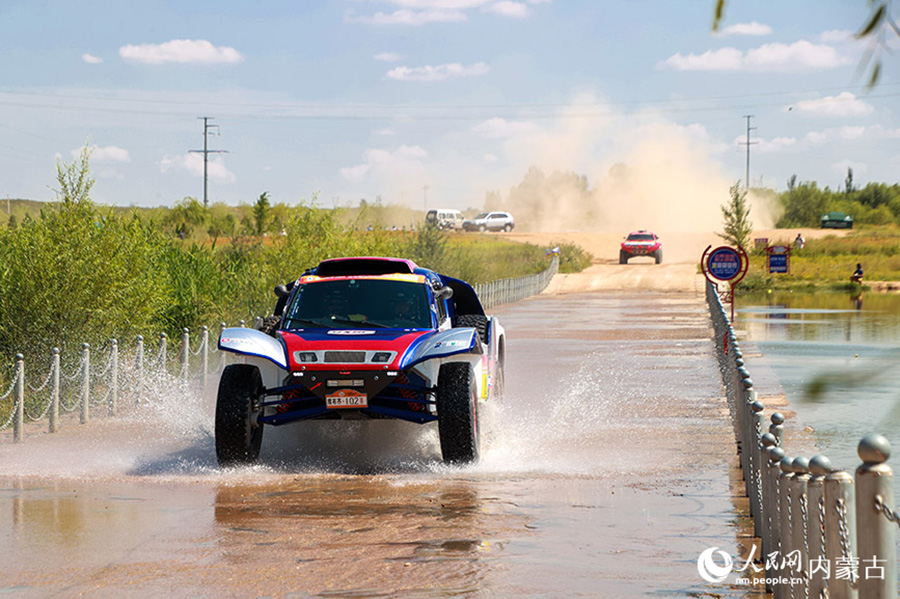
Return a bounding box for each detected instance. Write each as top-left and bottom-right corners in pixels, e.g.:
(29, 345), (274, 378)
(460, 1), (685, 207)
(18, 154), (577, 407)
(824, 469), (857, 599)
(760, 433), (777, 556)
(788, 457), (810, 598)
(748, 399), (764, 537)
(134, 335), (144, 405)
(775, 455), (795, 599)
(180, 328), (190, 382)
(49, 348), (60, 433)
(766, 445), (786, 594)
(80, 343), (90, 424)
(807, 455), (831, 599)
(201, 325), (209, 394)
(855, 433), (896, 599)
(13, 354), (24, 443)
(108, 339), (118, 416)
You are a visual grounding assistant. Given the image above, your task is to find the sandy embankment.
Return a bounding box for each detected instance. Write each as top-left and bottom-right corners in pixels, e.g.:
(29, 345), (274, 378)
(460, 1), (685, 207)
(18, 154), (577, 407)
(504, 228), (846, 294)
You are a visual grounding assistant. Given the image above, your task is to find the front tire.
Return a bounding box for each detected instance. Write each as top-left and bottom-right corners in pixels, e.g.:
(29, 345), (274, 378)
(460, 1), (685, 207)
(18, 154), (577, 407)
(619, 250), (628, 264)
(478, 225), (486, 233)
(654, 249), (663, 264)
(437, 362), (480, 464)
(215, 364), (264, 466)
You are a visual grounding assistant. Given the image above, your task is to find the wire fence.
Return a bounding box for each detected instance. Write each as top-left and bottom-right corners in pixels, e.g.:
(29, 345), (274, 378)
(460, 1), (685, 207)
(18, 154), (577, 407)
(706, 280), (898, 598)
(0, 324), (231, 442)
(474, 253), (558, 309)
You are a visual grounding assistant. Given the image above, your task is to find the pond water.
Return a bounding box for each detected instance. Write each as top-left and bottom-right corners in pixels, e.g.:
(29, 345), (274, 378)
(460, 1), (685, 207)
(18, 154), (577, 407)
(736, 290), (900, 473)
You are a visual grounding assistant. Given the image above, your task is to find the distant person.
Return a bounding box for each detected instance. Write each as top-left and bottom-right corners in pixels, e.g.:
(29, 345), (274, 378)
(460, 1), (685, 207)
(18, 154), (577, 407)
(794, 233), (805, 250)
(851, 263), (864, 284)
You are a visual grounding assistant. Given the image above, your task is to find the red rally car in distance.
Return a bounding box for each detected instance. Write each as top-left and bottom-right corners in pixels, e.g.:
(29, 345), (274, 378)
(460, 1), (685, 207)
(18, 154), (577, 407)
(620, 230), (662, 264)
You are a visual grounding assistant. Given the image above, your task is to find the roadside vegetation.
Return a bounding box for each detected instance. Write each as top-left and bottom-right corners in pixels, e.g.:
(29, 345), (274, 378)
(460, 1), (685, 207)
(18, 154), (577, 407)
(719, 173), (900, 292)
(740, 227), (900, 292)
(0, 150), (579, 363)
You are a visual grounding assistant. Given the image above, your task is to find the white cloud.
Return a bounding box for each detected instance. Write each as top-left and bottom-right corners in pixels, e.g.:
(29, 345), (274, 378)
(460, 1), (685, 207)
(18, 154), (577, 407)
(350, 9), (467, 25)
(347, 0), (549, 24)
(805, 126), (875, 146)
(831, 159), (867, 177)
(794, 92), (874, 117)
(386, 62), (489, 81)
(472, 117), (540, 138)
(73, 144), (131, 163)
(374, 52), (402, 62)
(82, 53), (102, 64)
(756, 136), (797, 153)
(717, 21), (773, 36)
(482, 1), (530, 18)
(659, 40), (851, 71)
(374, 128), (397, 136)
(160, 153), (235, 184)
(119, 39), (244, 65)
(820, 29), (854, 43)
(340, 145), (428, 181)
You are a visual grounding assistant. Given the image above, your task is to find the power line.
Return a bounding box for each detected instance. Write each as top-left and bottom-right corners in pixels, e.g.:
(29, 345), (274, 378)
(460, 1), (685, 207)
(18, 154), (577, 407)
(188, 117), (228, 208)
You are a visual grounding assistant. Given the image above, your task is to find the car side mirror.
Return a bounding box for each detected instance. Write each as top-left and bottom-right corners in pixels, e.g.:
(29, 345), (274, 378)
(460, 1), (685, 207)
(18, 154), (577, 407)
(435, 286), (454, 300)
(274, 284), (290, 298)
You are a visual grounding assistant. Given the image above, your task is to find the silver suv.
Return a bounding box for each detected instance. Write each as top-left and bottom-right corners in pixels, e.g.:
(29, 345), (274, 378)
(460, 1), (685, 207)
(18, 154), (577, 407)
(463, 211), (515, 232)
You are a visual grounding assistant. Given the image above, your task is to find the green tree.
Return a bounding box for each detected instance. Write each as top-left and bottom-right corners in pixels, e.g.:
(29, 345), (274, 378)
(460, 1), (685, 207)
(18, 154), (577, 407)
(777, 181), (828, 227)
(406, 222), (448, 271)
(718, 182), (753, 249)
(0, 150), (168, 358)
(253, 192), (271, 236)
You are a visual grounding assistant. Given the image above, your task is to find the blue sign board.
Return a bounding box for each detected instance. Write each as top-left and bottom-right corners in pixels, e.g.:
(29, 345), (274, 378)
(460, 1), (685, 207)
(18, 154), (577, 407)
(707, 247), (742, 280)
(768, 253), (788, 274)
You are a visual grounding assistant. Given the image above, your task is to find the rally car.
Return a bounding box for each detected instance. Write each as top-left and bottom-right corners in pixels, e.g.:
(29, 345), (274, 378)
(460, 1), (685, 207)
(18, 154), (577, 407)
(215, 257), (505, 466)
(620, 230), (662, 264)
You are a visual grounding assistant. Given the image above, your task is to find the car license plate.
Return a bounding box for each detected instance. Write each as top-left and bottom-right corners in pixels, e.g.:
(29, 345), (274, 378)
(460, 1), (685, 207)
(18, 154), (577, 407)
(325, 389), (368, 409)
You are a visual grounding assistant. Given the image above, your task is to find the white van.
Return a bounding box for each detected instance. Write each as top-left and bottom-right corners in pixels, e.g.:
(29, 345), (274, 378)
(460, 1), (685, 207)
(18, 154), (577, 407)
(425, 209), (465, 230)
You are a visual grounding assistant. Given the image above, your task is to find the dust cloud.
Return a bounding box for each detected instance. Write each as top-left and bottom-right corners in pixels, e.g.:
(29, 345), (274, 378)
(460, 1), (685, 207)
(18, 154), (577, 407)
(469, 98), (779, 235)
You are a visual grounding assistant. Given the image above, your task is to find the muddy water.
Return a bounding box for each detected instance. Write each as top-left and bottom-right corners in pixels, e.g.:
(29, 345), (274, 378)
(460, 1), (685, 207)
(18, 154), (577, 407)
(0, 293), (762, 598)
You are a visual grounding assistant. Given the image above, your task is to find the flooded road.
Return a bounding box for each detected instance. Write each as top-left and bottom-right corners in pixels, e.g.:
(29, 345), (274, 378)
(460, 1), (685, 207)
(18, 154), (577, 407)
(0, 291), (762, 598)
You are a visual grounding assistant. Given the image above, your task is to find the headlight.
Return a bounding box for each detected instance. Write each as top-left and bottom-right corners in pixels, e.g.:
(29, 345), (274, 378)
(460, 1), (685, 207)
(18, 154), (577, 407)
(295, 351), (318, 363)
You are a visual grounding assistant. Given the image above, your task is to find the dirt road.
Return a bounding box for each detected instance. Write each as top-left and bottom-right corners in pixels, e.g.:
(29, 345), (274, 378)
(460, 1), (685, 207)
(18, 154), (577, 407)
(505, 228), (846, 294)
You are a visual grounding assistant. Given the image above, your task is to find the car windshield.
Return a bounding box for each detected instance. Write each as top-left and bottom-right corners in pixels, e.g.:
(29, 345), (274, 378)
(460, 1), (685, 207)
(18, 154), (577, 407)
(474, 212), (489, 219)
(283, 278), (433, 329)
(627, 234), (655, 242)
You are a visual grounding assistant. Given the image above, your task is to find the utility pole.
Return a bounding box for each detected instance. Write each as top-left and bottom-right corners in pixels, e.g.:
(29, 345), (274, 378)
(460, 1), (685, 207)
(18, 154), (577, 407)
(189, 117), (228, 208)
(422, 185), (429, 220)
(741, 115), (758, 190)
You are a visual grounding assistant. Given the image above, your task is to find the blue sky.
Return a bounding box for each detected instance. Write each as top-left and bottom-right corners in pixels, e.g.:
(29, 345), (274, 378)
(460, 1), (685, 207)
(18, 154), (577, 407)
(0, 0), (898, 219)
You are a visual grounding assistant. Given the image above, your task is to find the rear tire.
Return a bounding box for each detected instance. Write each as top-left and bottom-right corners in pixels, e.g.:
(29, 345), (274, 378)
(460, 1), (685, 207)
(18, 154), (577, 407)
(215, 364), (264, 466)
(503, 224), (512, 232)
(437, 362), (480, 464)
(456, 313), (489, 344)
